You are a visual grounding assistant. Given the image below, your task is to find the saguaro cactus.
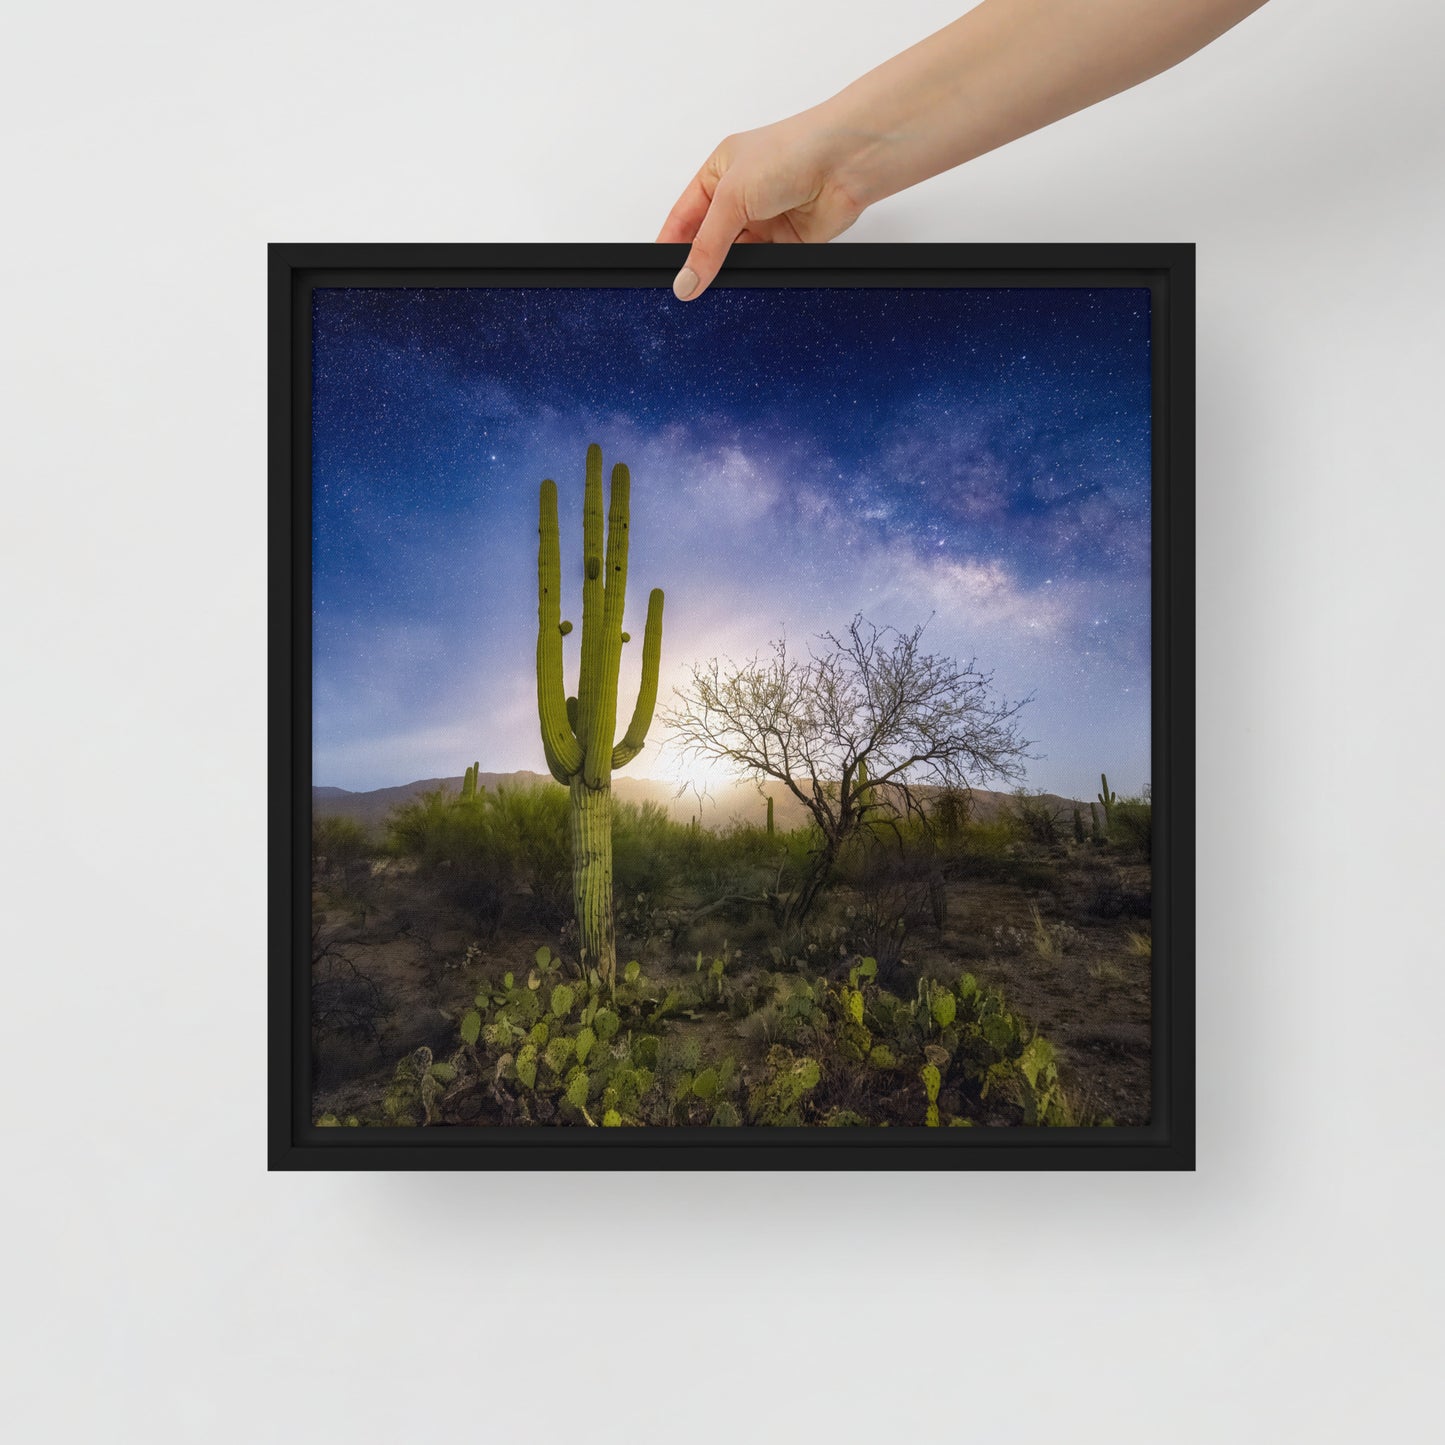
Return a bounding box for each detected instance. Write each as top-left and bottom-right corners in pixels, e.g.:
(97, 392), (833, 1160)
(766, 795), (774, 836)
(460, 761), (481, 803)
(856, 758), (876, 815)
(1098, 773), (1118, 825)
(536, 444), (664, 987)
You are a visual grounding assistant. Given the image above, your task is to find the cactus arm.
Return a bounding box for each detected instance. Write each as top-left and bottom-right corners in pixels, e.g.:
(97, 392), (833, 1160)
(575, 444), (609, 779)
(537, 478), (582, 784)
(582, 462), (631, 787)
(612, 587), (664, 769)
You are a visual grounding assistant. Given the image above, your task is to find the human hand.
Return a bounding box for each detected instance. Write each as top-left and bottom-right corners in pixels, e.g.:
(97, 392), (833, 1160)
(658, 2), (1270, 303)
(657, 109), (873, 301)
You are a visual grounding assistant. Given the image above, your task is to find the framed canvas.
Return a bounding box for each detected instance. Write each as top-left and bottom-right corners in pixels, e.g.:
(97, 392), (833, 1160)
(269, 242), (1194, 1171)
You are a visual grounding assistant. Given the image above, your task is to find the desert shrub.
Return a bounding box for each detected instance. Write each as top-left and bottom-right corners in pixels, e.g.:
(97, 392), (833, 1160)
(611, 800), (679, 897)
(674, 815), (792, 889)
(311, 932), (390, 1050)
(1084, 875), (1126, 919)
(1010, 790), (1064, 849)
(484, 784), (571, 922)
(831, 822), (956, 970)
(929, 786), (972, 847)
(1008, 859), (1062, 892)
(951, 815), (1022, 880)
(385, 788), (454, 856)
(385, 783), (570, 931)
(842, 877), (931, 981)
(1110, 795), (1152, 857)
(312, 814), (374, 868)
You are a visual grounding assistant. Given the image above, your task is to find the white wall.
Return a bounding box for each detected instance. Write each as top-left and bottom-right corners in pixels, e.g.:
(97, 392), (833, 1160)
(3, 2), (1441, 1439)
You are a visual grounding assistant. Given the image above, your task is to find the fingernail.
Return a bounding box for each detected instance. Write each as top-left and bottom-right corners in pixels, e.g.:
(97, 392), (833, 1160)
(672, 267), (698, 300)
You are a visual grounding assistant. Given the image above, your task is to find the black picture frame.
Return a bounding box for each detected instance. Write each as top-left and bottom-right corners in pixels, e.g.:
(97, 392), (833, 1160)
(270, 242), (1195, 1171)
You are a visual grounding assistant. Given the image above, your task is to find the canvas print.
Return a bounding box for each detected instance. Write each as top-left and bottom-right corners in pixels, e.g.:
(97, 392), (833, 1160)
(310, 283), (1153, 1130)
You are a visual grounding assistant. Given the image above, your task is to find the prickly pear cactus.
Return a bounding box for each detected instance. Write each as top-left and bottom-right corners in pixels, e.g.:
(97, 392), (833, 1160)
(565, 1070), (591, 1111)
(921, 1061), (942, 1127)
(930, 990), (957, 1031)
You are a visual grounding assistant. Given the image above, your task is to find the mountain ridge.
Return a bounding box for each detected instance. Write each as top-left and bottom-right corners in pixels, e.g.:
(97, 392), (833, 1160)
(311, 771), (1095, 834)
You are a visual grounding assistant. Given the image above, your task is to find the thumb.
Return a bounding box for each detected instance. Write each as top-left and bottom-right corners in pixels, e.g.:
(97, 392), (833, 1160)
(673, 182), (748, 301)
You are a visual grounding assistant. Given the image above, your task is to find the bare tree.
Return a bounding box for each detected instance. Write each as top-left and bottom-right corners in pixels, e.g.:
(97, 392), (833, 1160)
(663, 615), (1032, 929)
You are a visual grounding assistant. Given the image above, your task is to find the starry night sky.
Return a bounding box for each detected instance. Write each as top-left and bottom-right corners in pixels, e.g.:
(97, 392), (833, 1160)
(313, 284), (1151, 797)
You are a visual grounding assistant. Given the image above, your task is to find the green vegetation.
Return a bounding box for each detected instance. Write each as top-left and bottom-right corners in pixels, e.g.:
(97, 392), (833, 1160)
(1109, 792), (1153, 857)
(372, 769), (1150, 959)
(313, 756), (1150, 1128)
(360, 944), (1074, 1129)
(312, 814), (374, 868)
(535, 443), (664, 987)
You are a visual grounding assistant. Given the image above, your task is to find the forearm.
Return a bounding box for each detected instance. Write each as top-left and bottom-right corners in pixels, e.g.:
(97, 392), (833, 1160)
(815, 0), (1269, 207)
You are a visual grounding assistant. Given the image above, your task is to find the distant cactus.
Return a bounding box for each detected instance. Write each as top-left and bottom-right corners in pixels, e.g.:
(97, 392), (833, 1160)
(536, 444), (664, 988)
(1090, 800), (1104, 845)
(856, 757), (875, 815)
(766, 794), (774, 836)
(1073, 806), (1085, 844)
(1098, 773), (1118, 824)
(460, 762), (481, 802)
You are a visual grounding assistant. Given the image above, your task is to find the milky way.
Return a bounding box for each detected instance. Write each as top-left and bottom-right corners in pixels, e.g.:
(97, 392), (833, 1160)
(312, 285), (1151, 797)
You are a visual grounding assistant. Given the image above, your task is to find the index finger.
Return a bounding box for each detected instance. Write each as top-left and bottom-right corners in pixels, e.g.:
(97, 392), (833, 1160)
(672, 180), (748, 301)
(656, 172), (715, 244)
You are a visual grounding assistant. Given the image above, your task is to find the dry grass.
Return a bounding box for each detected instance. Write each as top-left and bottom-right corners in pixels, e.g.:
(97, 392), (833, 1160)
(1029, 903), (1062, 962)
